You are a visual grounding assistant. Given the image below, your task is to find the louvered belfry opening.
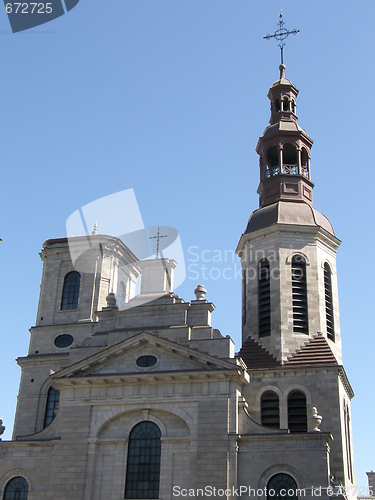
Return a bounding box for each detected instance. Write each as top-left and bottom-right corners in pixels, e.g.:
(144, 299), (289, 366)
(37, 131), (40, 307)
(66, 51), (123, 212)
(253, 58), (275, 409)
(291, 256), (308, 334)
(258, 259), (271, 337)
(261, 391), (280, 428)
(324, 263), (335, 341)
(287, 390), (307, 433)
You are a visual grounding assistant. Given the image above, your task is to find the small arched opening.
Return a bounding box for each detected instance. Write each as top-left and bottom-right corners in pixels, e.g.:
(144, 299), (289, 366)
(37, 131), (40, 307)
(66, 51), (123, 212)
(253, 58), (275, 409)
(301, 148), (309, 179)
(287, 390), (307, 433)
(282, 143), (298, 175)
(260, 391), (279, 428)
(266, 146), (279, 177)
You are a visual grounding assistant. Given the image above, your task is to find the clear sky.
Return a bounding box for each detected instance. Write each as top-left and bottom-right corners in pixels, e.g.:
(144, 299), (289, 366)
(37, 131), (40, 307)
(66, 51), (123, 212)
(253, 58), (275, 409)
(0, 0), (374, 488)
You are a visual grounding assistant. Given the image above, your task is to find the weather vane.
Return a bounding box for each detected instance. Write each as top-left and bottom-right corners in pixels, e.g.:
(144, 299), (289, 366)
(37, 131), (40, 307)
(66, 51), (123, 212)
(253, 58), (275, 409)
(263, 10), (299, 65)
(149, 227), (168, 259)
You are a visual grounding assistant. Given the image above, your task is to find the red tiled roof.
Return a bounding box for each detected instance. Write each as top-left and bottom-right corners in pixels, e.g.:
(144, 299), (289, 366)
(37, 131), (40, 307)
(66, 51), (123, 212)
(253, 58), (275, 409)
(285, 333), (338, 366)
(237, 337), (280, 369)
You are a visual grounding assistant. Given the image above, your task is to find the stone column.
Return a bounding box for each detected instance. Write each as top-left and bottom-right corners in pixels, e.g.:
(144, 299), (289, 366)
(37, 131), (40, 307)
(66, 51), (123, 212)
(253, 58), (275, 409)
(279, 145), (283, 174)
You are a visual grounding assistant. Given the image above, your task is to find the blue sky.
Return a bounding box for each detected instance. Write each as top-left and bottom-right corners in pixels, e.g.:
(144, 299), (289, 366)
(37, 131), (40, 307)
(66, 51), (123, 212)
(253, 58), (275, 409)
(0, 0), (374, 488)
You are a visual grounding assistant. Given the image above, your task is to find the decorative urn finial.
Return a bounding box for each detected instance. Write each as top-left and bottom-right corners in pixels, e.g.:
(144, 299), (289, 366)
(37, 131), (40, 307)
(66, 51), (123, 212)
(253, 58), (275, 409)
(308, 407), (323, 432)
(92, 222), (98, 235)
(106, 292), (117, 308)
(194, 284), (207, 300)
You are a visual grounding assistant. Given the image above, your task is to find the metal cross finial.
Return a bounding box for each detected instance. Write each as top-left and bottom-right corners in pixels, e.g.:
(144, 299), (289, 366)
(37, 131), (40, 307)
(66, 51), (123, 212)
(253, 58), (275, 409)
(149, 227), (168, 259)
(263, 10), (300, 65)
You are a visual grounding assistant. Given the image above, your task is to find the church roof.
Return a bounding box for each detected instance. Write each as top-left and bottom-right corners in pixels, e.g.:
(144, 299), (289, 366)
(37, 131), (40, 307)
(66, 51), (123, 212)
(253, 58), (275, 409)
(244, 201), (336, 237)
(237, 337), (280, 369)
(284, 333), (338, 366)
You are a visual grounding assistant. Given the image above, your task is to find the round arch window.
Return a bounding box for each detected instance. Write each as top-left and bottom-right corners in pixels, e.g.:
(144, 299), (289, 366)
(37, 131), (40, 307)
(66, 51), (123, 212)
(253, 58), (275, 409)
(136, 355), (157, 368)
(54, 334), (74, 348)
(267, 473), (298, 500)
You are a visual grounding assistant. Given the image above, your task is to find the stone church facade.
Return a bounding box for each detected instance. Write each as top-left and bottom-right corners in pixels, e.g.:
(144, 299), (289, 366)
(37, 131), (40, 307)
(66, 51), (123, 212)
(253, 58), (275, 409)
(0, 65), (356, 500)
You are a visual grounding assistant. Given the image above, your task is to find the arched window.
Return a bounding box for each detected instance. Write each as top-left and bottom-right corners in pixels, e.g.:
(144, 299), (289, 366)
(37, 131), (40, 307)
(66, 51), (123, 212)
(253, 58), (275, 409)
(267, 473), (298, 500)
(287, 390), (307, 433)
(282, 143), (298, 174)
(44, 387), (60, 428)
(125, 421), (161, 499)
(266, 146), (279, 177)
(324, 263), (335, 341)
(258, 260), (271, 337)
(117, 281), (126, 308)
(283, 97), (290, 112)
(261, 391), (279, 428)
(4, 476), (29, 500)
(301, 148), (309, 179)
(291, 256), (308, 334)
(61, 271), (81, 310)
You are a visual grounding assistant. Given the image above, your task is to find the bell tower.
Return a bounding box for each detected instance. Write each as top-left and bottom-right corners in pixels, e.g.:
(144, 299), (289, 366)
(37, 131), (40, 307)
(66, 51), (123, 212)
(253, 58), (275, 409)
(236, 64), (343, 364)
(257, 63), (314, 208)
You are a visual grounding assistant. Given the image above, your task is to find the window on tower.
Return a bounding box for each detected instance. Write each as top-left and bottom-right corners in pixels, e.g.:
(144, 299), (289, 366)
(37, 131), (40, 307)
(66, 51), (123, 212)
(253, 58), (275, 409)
(260, 391), (279, 428)
(258, 259), (271, 337)
(125, 421), (161, 499)
(61, 271), (81, 310)
(44, 386), (60, 427)
(324, 263), (335, 342)
(291, 256), (308, 334)
(287, 390), (307, 433)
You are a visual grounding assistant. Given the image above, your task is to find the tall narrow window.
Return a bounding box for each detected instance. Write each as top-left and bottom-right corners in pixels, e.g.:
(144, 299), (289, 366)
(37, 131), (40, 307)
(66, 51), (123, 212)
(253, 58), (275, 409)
(267, 473), (298, 500)
(44, 387), (60, 427)
(324, 263), (335, 341)
(287, 390), (307, 433)
(261, 391), (279, 428)
(117, 281), (126, 308)
(258, 259), (271, 337)
(125, 421), (161, 499)
(291, 256), (308, 334)
(242, 269), (247, 327)
(4, 476), (29, 500)
(61, 271), (81, 310)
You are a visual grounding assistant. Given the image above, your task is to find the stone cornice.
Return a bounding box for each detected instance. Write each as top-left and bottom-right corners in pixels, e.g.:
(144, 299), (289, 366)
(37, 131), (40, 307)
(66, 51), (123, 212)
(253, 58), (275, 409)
(53, 368), (248, 388)
(236, 222), (341, 256)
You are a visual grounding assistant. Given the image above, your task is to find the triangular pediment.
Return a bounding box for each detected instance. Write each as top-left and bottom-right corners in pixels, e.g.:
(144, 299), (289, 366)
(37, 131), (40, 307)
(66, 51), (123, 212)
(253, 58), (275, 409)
(52, 331), (239, 380)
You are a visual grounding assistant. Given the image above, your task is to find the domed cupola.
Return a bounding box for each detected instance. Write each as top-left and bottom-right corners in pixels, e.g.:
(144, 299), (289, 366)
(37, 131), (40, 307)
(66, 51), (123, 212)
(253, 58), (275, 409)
(256, 64), (314, 208)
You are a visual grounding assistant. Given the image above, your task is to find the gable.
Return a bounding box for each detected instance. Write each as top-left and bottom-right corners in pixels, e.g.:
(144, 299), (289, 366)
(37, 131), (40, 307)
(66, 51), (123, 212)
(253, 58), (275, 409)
(53, 331), (241, 380)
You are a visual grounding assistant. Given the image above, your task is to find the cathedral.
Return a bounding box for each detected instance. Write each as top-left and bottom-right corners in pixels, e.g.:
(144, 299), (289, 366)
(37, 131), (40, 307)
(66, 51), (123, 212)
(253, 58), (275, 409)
(0, 63), (356, 500)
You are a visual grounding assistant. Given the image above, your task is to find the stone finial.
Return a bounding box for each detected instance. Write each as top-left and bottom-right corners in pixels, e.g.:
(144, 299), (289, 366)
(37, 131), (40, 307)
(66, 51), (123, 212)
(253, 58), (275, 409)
(279, 63), (286, 79)
(194, 284), (207, 300)
(92, 222), (98, 235)
(106, 292), (117, 308)
(308, 406), (322, 432)
(0, 419), (5, 440)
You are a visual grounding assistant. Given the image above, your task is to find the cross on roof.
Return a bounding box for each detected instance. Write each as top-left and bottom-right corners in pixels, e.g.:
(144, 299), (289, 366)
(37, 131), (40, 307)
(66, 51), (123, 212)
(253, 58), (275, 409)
(263, 10), (300, 65)
(149, 227), (168, 259)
